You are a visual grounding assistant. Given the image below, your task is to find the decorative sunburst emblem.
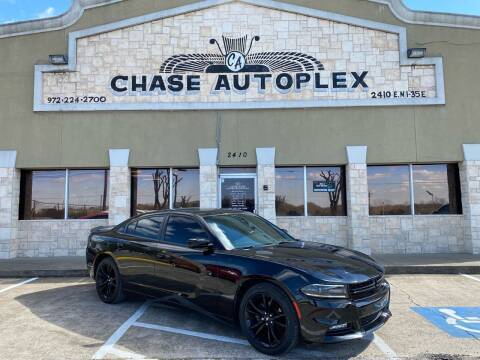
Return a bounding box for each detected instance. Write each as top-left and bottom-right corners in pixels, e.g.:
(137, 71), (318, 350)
(159, 35), (324, 74)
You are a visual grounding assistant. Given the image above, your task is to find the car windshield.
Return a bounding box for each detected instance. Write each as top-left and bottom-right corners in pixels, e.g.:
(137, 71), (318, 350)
(204, 213), (296, 250)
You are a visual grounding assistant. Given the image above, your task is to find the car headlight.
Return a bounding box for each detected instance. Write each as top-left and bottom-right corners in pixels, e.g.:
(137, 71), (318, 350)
(300, 284), (348, 299)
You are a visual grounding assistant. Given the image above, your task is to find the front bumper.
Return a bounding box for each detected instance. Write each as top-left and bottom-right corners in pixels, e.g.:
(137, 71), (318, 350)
(297, 283), (391, 343)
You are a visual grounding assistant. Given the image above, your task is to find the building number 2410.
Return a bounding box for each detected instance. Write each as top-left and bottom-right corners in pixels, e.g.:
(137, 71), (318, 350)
(227, 152), (248, 159)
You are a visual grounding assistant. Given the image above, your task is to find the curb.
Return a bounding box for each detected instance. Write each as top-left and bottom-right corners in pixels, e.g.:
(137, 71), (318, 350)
(0, 270), (89, 278)
(0, 267), (479, 278)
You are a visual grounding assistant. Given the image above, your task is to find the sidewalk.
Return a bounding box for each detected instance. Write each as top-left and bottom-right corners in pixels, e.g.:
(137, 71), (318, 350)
(0, 254), (479, 277)
(0, 256), (87, 277)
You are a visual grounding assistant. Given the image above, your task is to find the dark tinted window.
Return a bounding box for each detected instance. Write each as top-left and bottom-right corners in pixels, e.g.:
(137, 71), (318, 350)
(275, 167), (305, 216)
(129, 216), (165, 240)
(172, 168), (200, 208)
(307, 166), (346, 216)
(20, 170), (65, 220)
(131, 168), (170, 215)
(68, 169), (109, 219)
(413, 164), (462, 215)
(125, 221), (137, 234)
(164, 216), (209, 246)
(368, 165), (411, 215)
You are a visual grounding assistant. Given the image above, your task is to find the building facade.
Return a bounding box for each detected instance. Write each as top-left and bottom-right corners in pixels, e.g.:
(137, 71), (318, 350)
(1, 0), (480, 258)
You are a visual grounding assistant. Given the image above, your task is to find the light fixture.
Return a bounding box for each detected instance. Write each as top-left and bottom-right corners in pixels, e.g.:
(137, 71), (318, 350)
(407, 48), (426, 59)
(48, 54), (68, 65)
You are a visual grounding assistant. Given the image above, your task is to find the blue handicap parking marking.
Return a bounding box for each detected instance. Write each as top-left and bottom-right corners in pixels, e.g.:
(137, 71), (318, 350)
(412, 307), (480, 339)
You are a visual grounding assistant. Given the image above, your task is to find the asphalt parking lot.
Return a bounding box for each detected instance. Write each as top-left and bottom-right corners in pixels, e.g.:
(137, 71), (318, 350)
(0, 275), (479, 359)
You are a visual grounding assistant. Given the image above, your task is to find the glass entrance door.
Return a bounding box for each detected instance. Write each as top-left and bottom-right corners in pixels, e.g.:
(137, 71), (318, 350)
(219, 174), (257, 213)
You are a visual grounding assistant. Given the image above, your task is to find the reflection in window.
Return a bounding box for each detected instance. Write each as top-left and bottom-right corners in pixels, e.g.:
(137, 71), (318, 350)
(307, 167), (346, 216)
(20, 170), (66, 220)
(131, 169), (170, 215)
(172, 168), (199, 208)
(131, 216), (165, 240)
(368, 165), (411, 215)
(164, 216), (209, 245)
(68, 170), (109, 219)
(275, 167), (305, 216)
(413, 164), (462, 215)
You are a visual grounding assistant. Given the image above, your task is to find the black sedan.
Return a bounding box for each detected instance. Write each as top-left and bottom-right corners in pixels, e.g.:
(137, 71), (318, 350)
(86, 209), (391, 355)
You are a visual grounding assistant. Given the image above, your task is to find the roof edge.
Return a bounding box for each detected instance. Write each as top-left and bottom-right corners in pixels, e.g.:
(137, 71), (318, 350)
(370, 0), (480, 29)
(2, 0), (480, 39)
(0, 0), (122, 39)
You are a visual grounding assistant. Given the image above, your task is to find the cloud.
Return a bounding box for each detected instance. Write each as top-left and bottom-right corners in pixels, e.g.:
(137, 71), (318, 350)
(37, 6), (56, 19)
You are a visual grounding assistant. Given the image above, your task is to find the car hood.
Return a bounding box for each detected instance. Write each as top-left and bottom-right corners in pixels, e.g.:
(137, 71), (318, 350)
(229, 241), (383, 283)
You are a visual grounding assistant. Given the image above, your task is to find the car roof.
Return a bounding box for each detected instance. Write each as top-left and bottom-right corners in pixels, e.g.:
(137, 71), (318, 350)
(134, 208), (247, 218)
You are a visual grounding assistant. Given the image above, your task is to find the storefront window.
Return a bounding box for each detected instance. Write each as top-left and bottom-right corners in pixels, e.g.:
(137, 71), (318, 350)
(172, 168), (200, 208)
(20, 169), (109, 220)
(307, 167), (346, 216)
(68, 170), (109, 219)
(20, 170), (66, 220)
(131, 168), (200, 215)
(131, 169), (170, 215)
(368, 165), (411, 215)
(412, 164), (462, 215)
(275, 167), (305, 216)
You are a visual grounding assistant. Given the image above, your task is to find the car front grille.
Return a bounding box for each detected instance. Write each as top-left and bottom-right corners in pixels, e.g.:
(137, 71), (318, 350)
(325, 309), (385, 337)
(324, 323), (355, 336)
(360, 310), (382, 327)
(349, 275), (384, 300)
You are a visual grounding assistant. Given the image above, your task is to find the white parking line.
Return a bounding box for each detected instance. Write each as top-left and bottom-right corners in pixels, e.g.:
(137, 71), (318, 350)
(373, 334), (398, 359)
(92, 301), (151, 360)
(460, 274), (480, 283)
(133, 321), (249, 346)
(94, 300), (399, 359)
(107, 347), (146, 359)
(0, 277), (38, 294)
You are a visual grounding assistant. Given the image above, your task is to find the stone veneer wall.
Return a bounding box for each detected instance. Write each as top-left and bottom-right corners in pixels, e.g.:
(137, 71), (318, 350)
(42, 2), (438, 105)
(199, 165), (218, 209)
(108, 166), (130, 225)
(460, 160), (480, 254)
(16, 219), (108, 257)
(0, 168), (20, 259)
(277, 215), (464, 253)
(257, 164), (276, 223)
(369, 215), (465, 254)
(276, 217), (348, 248)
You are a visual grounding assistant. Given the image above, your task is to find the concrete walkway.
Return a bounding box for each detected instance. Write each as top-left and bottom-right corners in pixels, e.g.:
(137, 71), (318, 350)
(0, 254), (479, 277)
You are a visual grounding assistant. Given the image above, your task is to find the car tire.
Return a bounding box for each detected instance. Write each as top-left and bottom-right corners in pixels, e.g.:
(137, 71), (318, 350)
(95, 257), (125, 304)
(239, 283), (300, 355)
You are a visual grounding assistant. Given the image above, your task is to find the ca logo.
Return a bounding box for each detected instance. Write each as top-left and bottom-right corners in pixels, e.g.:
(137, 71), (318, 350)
(225, 51), (246, 72)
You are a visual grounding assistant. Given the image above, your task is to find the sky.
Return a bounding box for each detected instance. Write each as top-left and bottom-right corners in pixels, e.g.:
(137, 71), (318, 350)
(0, 0), (480, 24)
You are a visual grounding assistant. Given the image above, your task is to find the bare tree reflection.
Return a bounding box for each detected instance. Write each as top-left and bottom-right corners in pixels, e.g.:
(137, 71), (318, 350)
(318, 170), (342, 214)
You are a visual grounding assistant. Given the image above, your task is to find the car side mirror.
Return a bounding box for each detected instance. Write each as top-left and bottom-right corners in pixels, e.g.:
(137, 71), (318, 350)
(187, 238), (214, 253)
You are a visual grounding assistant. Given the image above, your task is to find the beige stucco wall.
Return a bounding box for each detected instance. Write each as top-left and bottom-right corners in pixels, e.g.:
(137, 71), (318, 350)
(0, 0), (479, 169)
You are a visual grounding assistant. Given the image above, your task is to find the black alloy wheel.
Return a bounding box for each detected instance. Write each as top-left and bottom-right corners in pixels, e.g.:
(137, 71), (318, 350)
(239, 283), (300, 355)
(95, 257), (125, 304)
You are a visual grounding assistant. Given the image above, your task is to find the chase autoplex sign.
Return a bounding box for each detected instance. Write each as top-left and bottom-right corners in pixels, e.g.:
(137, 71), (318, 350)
(34, 1), (445, 111)
(110, 35), (369, 95)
